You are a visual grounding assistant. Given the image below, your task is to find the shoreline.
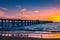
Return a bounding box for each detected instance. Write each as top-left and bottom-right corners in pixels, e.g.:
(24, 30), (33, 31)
(0, 32), (60, 38)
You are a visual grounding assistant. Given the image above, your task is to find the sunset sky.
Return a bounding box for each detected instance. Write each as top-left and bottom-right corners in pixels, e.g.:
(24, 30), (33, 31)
(0, 0), (60, 22)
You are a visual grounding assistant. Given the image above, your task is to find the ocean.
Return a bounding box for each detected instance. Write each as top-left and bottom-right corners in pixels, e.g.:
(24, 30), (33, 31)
(0, 22), (60, 34)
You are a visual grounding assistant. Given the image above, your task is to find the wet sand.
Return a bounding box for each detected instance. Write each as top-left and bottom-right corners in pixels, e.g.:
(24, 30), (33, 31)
(0, 32), (60, 40)
(0, 36), (60, 40)
(0, 32), (60, 38)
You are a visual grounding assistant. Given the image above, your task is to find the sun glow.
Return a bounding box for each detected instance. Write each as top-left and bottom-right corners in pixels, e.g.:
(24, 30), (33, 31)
(48, 15), (60, 22)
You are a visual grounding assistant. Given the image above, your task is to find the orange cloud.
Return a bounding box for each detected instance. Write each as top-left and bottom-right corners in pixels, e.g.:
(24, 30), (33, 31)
(0, 7), (60, 22)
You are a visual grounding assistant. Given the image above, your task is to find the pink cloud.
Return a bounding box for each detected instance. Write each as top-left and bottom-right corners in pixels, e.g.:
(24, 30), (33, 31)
(0, 10), (6, 18)
(0, 7), (60, 20)
(12, 7), (60, 20)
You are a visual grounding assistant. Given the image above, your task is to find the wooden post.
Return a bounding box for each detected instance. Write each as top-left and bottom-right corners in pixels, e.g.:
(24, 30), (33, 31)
(1, 19), (3, 27)
(17, 20), (20, 27)
(21, 20), (23, 26)
(12, 20), (15, 27)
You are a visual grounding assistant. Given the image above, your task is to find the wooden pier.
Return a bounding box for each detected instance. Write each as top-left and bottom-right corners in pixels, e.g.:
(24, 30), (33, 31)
(0, 19), (40, 27)
(0, 18), (53, 28)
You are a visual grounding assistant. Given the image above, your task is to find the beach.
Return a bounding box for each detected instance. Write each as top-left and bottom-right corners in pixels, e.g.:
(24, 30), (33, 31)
(0, 36), (60, 40)
(0, 31), (60, 38)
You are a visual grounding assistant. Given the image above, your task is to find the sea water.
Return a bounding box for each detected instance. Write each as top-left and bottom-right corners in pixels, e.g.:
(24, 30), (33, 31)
(0, 22), (60, 34)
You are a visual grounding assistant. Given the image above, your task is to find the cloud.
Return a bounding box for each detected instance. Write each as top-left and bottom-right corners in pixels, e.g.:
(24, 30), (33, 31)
(0, 7), (60, 21)
(15, 7), (60, 20)
(33, 10), (39, 13)
(20, 8), (27, 12)
(0, 7), (8, 11)
(0, 10), (6, 18)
